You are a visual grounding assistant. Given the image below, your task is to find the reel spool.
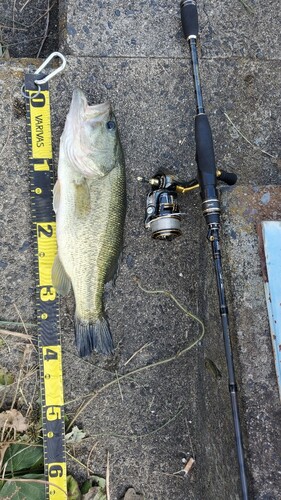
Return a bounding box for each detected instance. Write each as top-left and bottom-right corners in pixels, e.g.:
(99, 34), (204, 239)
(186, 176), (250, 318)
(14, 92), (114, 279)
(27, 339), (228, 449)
(143, 173), (182, 241)
(139, 169), (236, 241)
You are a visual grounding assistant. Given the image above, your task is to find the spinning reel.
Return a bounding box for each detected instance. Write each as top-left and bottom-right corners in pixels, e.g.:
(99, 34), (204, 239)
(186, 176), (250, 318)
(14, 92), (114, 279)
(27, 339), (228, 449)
(139, 169), (237, 241)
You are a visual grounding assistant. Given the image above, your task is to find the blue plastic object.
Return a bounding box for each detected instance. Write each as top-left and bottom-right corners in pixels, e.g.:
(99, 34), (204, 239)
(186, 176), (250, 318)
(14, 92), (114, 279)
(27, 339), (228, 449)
(262, 221), (281, 400)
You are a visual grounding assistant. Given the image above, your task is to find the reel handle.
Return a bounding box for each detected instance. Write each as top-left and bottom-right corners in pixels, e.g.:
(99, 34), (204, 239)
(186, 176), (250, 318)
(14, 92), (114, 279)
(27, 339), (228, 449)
(217, 169), (237, 186)
(180, 0), (199, 38)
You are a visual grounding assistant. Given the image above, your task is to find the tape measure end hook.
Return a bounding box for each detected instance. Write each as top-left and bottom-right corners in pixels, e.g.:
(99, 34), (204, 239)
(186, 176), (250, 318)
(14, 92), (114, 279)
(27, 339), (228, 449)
(34, 52), (66, 85)
(21, 52), (66, 100)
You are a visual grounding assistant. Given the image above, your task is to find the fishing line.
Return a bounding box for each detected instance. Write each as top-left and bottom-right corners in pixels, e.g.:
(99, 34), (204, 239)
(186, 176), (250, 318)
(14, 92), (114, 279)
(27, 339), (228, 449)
(66, 281), (204, 428)
(135, 278), (205, 340)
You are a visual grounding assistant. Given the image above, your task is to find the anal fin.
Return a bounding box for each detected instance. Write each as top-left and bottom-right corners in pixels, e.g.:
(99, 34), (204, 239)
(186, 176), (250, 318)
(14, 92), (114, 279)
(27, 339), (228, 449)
(105, 252), (123, 287)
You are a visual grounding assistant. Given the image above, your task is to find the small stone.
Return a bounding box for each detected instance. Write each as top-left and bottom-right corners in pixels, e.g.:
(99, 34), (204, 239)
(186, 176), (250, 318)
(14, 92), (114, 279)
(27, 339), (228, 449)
(123, 488), (144, 500)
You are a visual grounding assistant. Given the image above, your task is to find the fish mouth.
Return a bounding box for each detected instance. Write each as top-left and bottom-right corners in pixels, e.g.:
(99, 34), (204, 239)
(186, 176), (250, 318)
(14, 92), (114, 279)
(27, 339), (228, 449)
(70, 88), (111, 119)
(61, 88), (117, 178)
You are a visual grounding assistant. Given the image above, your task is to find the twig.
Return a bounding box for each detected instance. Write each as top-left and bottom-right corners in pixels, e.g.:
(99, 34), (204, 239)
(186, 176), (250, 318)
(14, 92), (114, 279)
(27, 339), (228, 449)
(66, 450), (95, 476)
(86, 442), (99, 477)
(148, 396), (155, 411)
(0, 443), (9, 472)
(0, 476), (66, 494)
(0, 329), (32, 341)
(124, 342), (154, 366)
(1, 418), (9, 443)
(238, 0), (255, 14)
(1, 443), (34, 478)
(184, 418), (195, 458)
(13, 304), (29, 337)
(20, 0), (32, 12)
(0, 384), (8, 409)
(10, 345), (33, 410)
(26, 370), (38, 417)
(28, 1), (56, 28)
(160, 471), (184, 480)
(223, 111), (276, 159)
(19, 387), (28, 407)
(0, 25), (27, 31)
(115, 370), (124, 402)
(5, 425), (16, 444)
(12, 0), (16, 34)
(4, 35), (55, 49)
(0, 102), (12, 156)
(1, 17), (29, 27)
(85, 406), (184, 440)
(0, 321), (36, 328)
(36, 0), (50, 57)
(106, 451), (110, 500)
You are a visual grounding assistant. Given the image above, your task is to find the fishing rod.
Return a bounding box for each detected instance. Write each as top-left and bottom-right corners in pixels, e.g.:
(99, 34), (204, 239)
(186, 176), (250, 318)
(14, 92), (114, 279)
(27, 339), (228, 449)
(138, 1), (247, 496)
(138, 1), (247, 497)
(180, 0), (248, 498)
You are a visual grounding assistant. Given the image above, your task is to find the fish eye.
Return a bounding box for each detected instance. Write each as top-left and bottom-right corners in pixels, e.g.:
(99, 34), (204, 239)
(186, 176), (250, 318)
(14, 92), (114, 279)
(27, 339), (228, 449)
(106, 121), (116, 130)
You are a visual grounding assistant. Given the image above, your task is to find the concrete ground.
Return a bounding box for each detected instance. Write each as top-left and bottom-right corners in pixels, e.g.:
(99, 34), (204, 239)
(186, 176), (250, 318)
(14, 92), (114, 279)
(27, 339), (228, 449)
(0, 1), (281, 499)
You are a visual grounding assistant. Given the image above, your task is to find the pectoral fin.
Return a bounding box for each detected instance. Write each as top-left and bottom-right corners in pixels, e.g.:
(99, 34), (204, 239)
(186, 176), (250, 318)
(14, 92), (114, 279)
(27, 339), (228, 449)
(52, 254), (72, 296)
(74, 180), (91, 217)
(53, 180), (61, 214)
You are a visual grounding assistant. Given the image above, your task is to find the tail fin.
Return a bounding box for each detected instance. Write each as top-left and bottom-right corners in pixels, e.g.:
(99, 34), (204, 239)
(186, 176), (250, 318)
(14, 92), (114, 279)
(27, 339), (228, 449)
(75, 316), (114, 357)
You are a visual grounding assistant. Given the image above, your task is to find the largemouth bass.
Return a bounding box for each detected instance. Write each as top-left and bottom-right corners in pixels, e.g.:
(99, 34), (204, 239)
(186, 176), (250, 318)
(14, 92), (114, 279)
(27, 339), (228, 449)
(52, 88), (126, 357)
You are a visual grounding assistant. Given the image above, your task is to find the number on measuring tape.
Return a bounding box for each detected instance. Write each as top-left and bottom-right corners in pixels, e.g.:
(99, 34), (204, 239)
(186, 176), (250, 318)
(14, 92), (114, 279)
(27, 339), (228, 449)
(46, 406), (62, 420)
(44, 348), (58, 361)
(38, 224), (53, 238)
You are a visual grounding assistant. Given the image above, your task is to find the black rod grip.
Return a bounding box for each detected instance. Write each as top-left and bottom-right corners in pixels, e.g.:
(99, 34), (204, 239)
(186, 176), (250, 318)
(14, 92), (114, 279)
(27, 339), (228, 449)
(217, 169), (237, 186)
(180, 0), (199, 38)
(195, 113), (216, 188)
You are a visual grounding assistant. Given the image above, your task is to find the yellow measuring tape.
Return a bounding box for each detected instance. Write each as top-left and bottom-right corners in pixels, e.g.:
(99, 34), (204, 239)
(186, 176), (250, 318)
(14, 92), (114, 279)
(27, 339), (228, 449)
(23, 54), (67, 499)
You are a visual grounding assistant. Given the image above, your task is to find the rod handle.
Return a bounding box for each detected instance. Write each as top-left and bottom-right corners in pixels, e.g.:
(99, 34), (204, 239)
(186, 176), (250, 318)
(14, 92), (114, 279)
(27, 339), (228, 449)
(217, 169), (237, 186)
(180, 0), (199, 38)
(195, 113), (216, 188)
